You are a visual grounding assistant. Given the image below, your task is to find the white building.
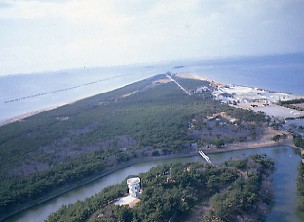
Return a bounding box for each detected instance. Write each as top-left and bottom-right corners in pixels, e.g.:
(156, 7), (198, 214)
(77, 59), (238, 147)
(127, 177), (141, 198)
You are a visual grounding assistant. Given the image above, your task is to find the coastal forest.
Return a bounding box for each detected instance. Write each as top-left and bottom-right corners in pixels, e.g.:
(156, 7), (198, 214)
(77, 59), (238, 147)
(298, 162), (304, 217)
(0, 74), (268, 220)
(278, 98), (304, 112)
(47, 155), (274, 222)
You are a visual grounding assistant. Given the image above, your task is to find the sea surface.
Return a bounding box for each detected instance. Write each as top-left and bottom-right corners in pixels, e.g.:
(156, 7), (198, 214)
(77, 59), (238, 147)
(0, 53), (304, 124)
(2, 54), (304, 221)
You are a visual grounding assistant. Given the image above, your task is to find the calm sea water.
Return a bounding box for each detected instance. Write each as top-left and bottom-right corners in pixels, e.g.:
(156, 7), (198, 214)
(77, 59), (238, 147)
(1, 55), (303, 221)
(0, 53), (303, 123)
(174, 53), (304, 95)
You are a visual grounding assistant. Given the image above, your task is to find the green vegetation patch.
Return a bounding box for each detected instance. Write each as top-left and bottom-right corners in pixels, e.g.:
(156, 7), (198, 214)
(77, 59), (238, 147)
(297, 163), (304, 219)
(0, 74), (267, 219)
(46, 155), (274, 222)
(294, 135), (304, 148)
(278, 98), (304, 111)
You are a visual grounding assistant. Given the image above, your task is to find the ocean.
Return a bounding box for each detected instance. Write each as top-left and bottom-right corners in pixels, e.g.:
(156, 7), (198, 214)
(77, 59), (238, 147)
(1, 53), (304, 124)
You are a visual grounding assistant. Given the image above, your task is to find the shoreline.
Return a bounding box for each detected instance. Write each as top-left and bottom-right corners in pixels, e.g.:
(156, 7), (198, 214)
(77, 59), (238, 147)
(1, 74), (303, 221)
(2, 73), (304, 127)
(2, 137), (298, 222)
(0, 105), (67, 127)
(2, 153), (197, 222)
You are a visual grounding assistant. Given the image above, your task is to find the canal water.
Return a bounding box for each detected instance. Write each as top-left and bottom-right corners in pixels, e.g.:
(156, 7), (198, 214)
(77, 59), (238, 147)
(5, 146), (302, 222)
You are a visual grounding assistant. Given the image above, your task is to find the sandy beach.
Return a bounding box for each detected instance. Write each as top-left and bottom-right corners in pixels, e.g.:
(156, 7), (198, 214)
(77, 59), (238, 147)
(0, 105), (64, 127)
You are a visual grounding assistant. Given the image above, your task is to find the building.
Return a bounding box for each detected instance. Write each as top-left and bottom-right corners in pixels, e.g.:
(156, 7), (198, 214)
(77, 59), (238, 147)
(127, 177), (141, 198)
(114, 177), (141, 207)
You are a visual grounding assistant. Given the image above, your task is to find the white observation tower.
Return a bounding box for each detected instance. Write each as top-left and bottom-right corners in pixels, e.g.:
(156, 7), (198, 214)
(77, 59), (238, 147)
(127, 177), (140, 198)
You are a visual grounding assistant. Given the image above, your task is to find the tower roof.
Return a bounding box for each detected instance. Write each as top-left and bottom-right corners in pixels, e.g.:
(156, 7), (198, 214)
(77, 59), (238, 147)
(127, 177), (140, 185)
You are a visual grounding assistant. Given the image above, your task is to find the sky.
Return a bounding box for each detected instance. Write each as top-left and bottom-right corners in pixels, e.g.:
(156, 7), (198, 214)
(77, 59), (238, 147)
(0, 0), (304, 76)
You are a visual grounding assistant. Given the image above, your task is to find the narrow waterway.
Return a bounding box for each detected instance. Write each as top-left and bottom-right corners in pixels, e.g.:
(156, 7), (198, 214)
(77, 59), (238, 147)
(5, 146), (302, 222)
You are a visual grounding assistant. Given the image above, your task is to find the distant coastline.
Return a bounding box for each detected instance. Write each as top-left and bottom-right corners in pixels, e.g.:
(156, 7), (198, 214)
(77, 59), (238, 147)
(1, 71), (303, 221)
(1, 53), (304, 125)
(1, 72), (304, 127)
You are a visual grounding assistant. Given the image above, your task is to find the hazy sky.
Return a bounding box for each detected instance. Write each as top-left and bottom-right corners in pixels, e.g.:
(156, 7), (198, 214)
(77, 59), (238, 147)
(0, 0), (303, 75)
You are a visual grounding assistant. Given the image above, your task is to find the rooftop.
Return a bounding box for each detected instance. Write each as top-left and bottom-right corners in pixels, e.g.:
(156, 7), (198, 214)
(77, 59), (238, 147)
(127, 177), (140, 185)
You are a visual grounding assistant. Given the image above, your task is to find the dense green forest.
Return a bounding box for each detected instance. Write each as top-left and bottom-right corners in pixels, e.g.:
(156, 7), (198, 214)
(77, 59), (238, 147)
(297, 163), (304, 217)
(0, 74), (267, 219)
(294, 135), (304, 148)
(46, 155), (274, 222)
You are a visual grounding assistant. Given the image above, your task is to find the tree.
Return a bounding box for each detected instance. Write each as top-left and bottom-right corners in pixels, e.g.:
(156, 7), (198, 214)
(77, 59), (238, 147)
(272, 134), (282, 142)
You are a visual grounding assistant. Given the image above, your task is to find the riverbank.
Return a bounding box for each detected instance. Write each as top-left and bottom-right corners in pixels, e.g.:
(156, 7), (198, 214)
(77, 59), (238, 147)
(199, 126), (295, 155)
(1, 152), (198, 221)
(2, 129), (297, 221)
(1, 73), (302, 221)
(47, 155), (274, 222)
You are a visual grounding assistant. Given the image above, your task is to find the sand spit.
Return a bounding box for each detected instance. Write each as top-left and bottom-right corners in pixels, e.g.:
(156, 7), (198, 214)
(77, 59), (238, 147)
(0, 104), (67, 127)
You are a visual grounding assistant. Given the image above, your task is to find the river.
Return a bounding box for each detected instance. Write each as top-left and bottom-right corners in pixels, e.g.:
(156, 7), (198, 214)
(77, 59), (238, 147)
(5, 146), (302, 222)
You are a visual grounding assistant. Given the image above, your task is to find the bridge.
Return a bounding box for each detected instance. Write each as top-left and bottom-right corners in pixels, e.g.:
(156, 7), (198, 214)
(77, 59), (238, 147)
(199, 150), (212, 164)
